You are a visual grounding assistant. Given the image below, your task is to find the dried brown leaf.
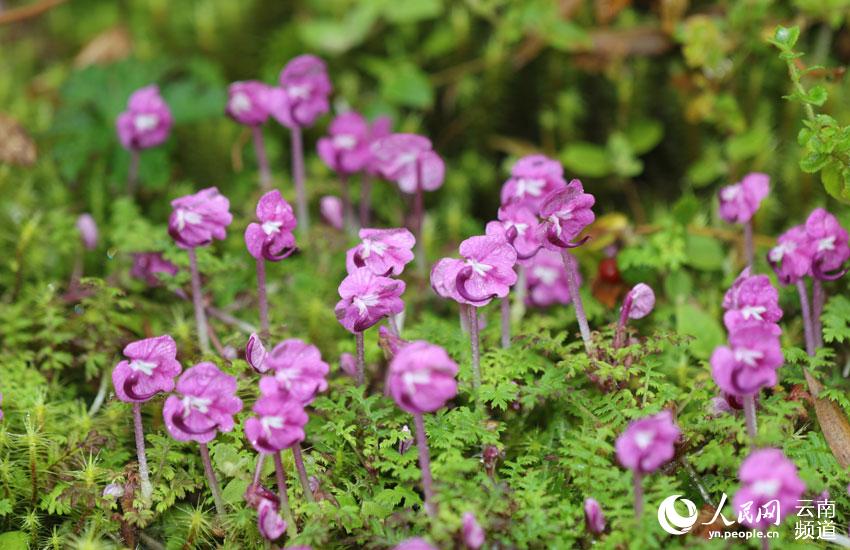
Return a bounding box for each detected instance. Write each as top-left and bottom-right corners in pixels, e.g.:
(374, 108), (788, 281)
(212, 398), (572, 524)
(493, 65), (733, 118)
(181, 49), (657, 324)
(0, 113), (37, 166)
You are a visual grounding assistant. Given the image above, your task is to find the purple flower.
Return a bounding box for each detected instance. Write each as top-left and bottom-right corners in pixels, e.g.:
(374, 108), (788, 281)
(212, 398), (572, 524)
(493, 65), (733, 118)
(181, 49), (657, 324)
(335, 268), (406, 333)
(454, 235), (518, 306)
(163, 363), (243, 443)
(718, 173), (770, 224)
(768, 225), (813, 285)
(131, 252), (179, 286)
(319, 196), (344, 230)
(365, 116), (393, 176)
(388, 341), (458, 414)
(249, 484), (287, 541)
(245, 333), (269, 373)
(732, 448), (806, 530)
(339, 352), (357, 378)
(346, 228), (416, 276)
(317, 112), (372, 174)
(76, 214), (98, 250)
(523, 248), (573, 308)
(537, 180), (596, 250)
(615, 411), (680, 474)
(722, 268), (783, 331)
(805, 208), (849, 280)
(500, 154), (567, 211)
(271, 55), (332, 129)
(485, 202), (542, 262)
(226, 81), (274, 127)
(584, 498), (605, 534)
(623, 283), (655, 320)
(462, 512), (485, 549)
(112, 335), (182, 403)
(102, 483), (124, 500)
(258, 339), (329, 405)
(244, 190), (297, 261)
(168, 187), (233, 249)
(116, 85), (173, 150)
(244, 393), (308, 453)
(711, 323), (783, 397)
(370, 133), (445, 194)
(430, 258), (467, 303)
(393, 538), (437, 550)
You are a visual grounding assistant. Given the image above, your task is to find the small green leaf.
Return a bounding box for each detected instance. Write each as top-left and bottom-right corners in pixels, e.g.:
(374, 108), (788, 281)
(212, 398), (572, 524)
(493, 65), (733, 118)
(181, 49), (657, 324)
(771, 26), (800, 49)
(560, 142), (610, 178)
(0, 532), (27, 550)
(803, 85), (828, 107)
(625, 119), (664, 155)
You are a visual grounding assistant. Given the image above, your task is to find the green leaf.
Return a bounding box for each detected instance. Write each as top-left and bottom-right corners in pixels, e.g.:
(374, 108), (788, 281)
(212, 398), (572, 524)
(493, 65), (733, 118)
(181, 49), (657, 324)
(771, 26), (800, 49)
(298, 6), (379, 54)
(380, 0), (443, 23)
(683, 234), (725, 271)
(800, 152), (830, 173)
(803, 85), (829, 107)
(676, 302), (724, 359)
(625, 119), (664, 155)
(560, 142), (610, 177)
(823, 295), (850, 344)
(0, 532), (27, 550)
(821, 164), (850, 204)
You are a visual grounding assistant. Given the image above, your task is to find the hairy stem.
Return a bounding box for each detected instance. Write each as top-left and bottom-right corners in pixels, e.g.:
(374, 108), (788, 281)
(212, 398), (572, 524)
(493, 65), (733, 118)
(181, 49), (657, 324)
(413, 160), (425, 275)
(813, 279), (825, 349)
(743, 394), (758, 446)
(252, 125), (271, 190)
(256, 258), (269, 335)
(188, 248), (210, 354)
(500, 297), (511, 348)
(359, 174), (371, 227)
(743, 220), (755, 269)
(561, 250), (592, 353)
(133, 403), (152, 502)
(355, 331), (365, 386)
(469, 306), (482, 390)
(273, 452), (297, 538)
(199, 443), (225, 520)
(290, 127), (309, 232)
(633, 472), (644, 519)
(796, 280), (816, 356)
(253, 453), (265, 485)
(614, 293), (633, 350)
(291, 444), (315, 503)
(413, 413), (436, 518)
(340, 173), (354, 234)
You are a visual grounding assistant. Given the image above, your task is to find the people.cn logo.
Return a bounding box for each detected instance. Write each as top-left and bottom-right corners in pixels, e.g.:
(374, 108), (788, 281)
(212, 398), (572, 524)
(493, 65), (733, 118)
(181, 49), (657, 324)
(657, 495), (699, 535)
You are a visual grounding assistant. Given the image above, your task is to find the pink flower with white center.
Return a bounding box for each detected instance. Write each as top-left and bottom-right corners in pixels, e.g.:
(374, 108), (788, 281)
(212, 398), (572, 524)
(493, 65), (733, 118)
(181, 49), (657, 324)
(500, 154), (567, 211)
(732, 448), (805, 530)
(168, 187), (233, 249)
(462, 512), (485, 549)
(584, 498), (606, 534)
(430, 257), (468, 303)
(226, 81), (274, 127)
(805, 208), (849, 280)
(258, 339), (329, 405)
(537, 180), (596, 250)
(485, 203), (542, 262)
(346, 227), (416, 276)
(335, 268), (406, 333)
(711, 323), (783, 397)
(393, 539), (437, 550)
(270, 55), (332, 129)
(116, 85), (173, 150)
(388, 341), (458, 414)
(112, 335), (182, 403)
(523, 248), (574, 308)
(718, 172), (770, 224)
(768, 225), (813, 285)
(130, 252), (178, 287)
(244, 190), (297, 261)
(317, 112), (372, 175)
(243, 393), (308, 453)
(454, 235), (518, 306)
(163, 363), (243, 443)
(615, 410), (680, 474)
(722, 268), (783, 331)
(370, 133), (445, 193)
(320, 196), (344, 230)
(245, 333), (269, 373)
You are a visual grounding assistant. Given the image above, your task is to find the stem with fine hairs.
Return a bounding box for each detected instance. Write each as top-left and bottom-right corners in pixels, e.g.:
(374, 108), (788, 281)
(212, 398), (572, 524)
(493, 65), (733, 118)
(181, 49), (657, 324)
(413, 413), (436, 517)
(743, 394), (758, 445)
(468, 306), (482, 390)
(813, 279), (825, 349)
(355, 331), (365, 386)
(273, 452), (297, 538)
(743, 220), (754, 269)
(188, 248), (210, 354)
(633, 472), (644, 519)
(500, 297), (511, 348)
(199, 443), (225, 520)
(290, 126), (309, 232)
(291, 443), (315, 503)
(256, 258), (269, 335)
(561, 250), (592, 353)
(796, 280), (816, 356)
(133, 403), (152, 502)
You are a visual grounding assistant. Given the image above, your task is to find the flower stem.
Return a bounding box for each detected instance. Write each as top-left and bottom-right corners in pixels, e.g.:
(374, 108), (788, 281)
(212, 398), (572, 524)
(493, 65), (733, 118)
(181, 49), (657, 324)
(796, 280), (816, 356)
(128, 148), (140, 194)
(761, 533), (770, 550)
(188, 248), (210, 354)
(290, 126), (309, 233)
(500, 297), (510, 348)
(291, 443), (315, 503)
(560, 250), (592, 353)
(413, 412), (436, 518)
(813, 279), (825, 349)
(273, 452), (297, 538)
(252, 125), (272, 190)
(513, 266), (527, 321)
(355, 331), (365, 386)
(199, 443), (225, 520)
(469, 306), (482, 390)
(340, 173), (354, 234)
(614, 293), (633, 350)
(633, 472), (644, 519)
(413, 186), (425, 275)
(359, 174), (371, 227)
(133, 402), (152, 502)
(743, 220), (755, 269)
(253, 453), (265, 485)
(256, 258), (269, 335)
(743, 394), (758, 445)
(459, 304), (469, 334)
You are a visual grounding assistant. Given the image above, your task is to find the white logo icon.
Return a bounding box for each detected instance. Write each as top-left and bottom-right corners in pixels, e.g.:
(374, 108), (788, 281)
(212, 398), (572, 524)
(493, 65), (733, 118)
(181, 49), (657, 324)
(657, 495), (699, 535)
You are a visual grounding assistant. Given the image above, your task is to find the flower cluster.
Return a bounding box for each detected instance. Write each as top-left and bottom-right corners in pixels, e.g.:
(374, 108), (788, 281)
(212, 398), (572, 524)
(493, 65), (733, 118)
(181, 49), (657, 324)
(768, 208), (849, 284)
(732, 448), (806, 530)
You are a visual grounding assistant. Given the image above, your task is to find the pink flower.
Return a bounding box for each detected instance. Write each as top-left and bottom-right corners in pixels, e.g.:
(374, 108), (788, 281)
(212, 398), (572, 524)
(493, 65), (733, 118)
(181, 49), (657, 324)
(317, 112), (372, 174)
(248, 484), (287, 541)
(244, 190), (297, 261)
(365, 116), (393, 176)
(718, 173), (770, 224)
(258, 339), (329, 405)
(732, 449), (805, 530)
(615, 410), (680, 474)
(485, 202), (542, 262)
(226, 81), (274, 127)
(168, 187), (233, 249)
(112, 335), (182, 403)
(76, 214), (98, 250)
(462, 512), (485, 549)
(711, 323), (783, 396)
(388, 341), (458, 414)
(271, 55), (332, 128)
(116, 85), (173, 150)
(131, 252), (178, 286)
(346, 228), (416, 276)
(245, 333), (269, 373)
(163, 363), (243, 443)
(320, 196), (344, 230)
(393, 538), (437, 550)
(722, 268), (782, 331)
(584, 498), (605, 534)
(339, 352), (357, 378)
(335, 268), (406, 333)
(378, 325), (408, 358)
(768, 225), (813, 285)
(500, 154), (567, 211)
(623, 283), (655, 320)
(430, 258), (467, 303)
(805, 208), (849, 280)
(370, 134), (445, 194)
(454, 235), (518, 306)
(538, 180), (596, 250)
(523, 248), (573, 308)
(244, 393), (308, 453)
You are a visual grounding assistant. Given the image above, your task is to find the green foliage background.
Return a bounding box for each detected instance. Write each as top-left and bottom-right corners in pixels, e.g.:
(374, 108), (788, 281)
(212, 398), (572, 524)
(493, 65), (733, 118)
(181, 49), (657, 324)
(2, 0), (850, 548)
